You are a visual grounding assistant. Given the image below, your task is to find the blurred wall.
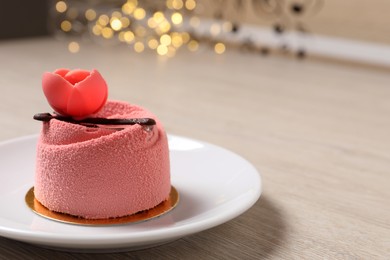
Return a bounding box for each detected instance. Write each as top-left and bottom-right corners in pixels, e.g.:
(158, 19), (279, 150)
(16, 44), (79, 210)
(0, 1), (49, 40)
(199, 0), (390, 45)
(0, 0), (388, 45)
(303, 0), (390, 45)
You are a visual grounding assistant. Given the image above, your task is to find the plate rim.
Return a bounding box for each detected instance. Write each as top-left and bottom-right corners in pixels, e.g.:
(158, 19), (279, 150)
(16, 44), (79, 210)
(0, 134), (262, 249)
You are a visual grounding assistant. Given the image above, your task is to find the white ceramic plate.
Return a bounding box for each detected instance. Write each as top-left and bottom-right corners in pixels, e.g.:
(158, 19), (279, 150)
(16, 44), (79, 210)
(0, 134), (261, 252)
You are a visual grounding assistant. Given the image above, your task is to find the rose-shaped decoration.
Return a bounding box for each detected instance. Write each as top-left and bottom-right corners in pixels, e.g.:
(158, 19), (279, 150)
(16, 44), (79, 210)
(42, 69), (108, 118)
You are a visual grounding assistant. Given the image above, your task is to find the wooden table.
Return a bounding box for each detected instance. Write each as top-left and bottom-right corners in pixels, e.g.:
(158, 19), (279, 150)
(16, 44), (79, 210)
(0, 37), (389, 259)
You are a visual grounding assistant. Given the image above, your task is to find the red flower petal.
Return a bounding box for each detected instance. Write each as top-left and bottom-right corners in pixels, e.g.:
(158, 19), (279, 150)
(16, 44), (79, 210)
(42, 72), (73, 116)
(64, 69), (91, 85)
(70, 70), (108, 116)
(54, 68), (70, 77)
(66, 88), (89, 117)
(42, 69), (108, 118)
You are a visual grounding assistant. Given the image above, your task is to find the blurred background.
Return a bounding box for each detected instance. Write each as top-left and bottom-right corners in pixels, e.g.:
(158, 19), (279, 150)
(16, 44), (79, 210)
(0, 0), (389, 67)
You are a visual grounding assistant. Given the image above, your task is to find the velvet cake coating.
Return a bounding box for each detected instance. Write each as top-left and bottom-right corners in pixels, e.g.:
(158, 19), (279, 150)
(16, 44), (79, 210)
(34, 101), (171, 219)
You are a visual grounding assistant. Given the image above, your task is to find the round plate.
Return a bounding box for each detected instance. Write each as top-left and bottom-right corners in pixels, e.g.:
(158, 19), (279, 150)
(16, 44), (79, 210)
(0, 134), (261, 252)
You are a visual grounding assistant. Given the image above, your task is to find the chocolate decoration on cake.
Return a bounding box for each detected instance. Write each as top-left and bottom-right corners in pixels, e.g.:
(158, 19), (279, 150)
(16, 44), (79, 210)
(34, 113), (156, 126)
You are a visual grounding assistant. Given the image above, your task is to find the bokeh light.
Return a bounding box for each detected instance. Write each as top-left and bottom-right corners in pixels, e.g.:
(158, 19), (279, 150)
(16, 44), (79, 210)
(85, 9), (97, 21)
(214, 42), (226, 54)
(110, 18), (122, 31)
(171, 12), (183, 25)
(53, 0), (236, 57)
(60, 20), (72, 32)
(56, 1), (67, 13)
(68, 41), (80, 53)
(133, 8), (146, 20)
(134, 42), (145, 52)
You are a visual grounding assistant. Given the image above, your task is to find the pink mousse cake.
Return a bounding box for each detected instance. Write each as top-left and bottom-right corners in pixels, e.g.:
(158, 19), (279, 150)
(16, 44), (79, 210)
(34, 100), (171, 219)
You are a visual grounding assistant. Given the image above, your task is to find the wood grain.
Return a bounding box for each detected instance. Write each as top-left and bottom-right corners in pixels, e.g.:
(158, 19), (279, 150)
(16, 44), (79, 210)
(0, 38), (389, 259)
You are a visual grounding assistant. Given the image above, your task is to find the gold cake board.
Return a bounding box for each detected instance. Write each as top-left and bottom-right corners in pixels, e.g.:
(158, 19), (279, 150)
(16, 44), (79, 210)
(25, 186), (179, 226)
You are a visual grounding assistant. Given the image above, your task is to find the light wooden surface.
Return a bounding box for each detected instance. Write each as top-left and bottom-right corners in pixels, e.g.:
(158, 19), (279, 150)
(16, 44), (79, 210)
(0, 37), (389, 259)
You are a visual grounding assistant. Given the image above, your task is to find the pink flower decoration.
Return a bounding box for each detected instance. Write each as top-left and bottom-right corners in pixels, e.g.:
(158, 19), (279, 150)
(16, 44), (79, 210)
(42, 69), (108, 118)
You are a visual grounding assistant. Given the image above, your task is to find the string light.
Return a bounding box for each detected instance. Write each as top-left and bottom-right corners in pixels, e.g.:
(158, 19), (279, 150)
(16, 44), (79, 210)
(85, 9), (96, 21)
(68, 41), (80, 53)
(122, 1), (137, 15)
(172, 0), (184, 10)
(133, 8), (146, 20)
(54, 0), (319, 58)
(120, 17), (130, 28)
(101, 27), (114, 39)
(123, 31), (135, 43)
(92, 24), (102, 35)
(185, 0), (196, 10)
(60, 20), (72, 32)
(53, 0), (227, 57)
(187, 40), (199, 52)
(134, 42), (145, 53)
(98, 15), (109, 26)
(210, 23), (221, 36)
(160, 34), (172, 46)
(214, 42), (226, 54)
(110, 18), (122, 31)
(171, 33), (183, 48)
(157, 45), (168, 55)
(171, 12), (183, 25)
(148, 38), (159, 49)
(56, 1), (67, 13)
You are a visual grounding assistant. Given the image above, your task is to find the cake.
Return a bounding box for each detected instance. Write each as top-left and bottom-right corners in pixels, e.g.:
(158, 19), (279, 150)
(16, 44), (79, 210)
(33, 69), (171, 219)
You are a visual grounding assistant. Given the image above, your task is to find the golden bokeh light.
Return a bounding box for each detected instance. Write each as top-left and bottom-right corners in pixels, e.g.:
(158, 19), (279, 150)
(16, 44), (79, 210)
(111, 11), (122, 18)
(157, 44), (168, 55)
(133, 8), (146, 20)
(57, 0), (201, 57)
(68, 41), (80, 53)
(60, 20), (72, 32)
(110, 18), (122, 31)
(122, 1), (137, 15)
(171, 33), (183, 47)
(120, 17), (130, 28)
(118, 31), (126, 42)
(181, 32), (190, 43)
(187, 40), (199, 52)
(172, 0), (184, 10)
(134, 42), (145, 53)
(214, 42), (226, 54)
(171, 12), (183, 25)
(56, 1), (67, 13)
(156, 21), (171, 34)
(123, 31), (135, 43)
(98, 15), (109, 26)
(85, 9), (97, 21)
(185, 0), (196, 10)
(92, 24), (102, 35)
(160, 34), (172, 45)
(101, 27), (114, 39)
(210, 23), (221, 36)
(153, 12), (165, 23)
(148, 38), (159, 49)
(166, 0), (174, 9)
